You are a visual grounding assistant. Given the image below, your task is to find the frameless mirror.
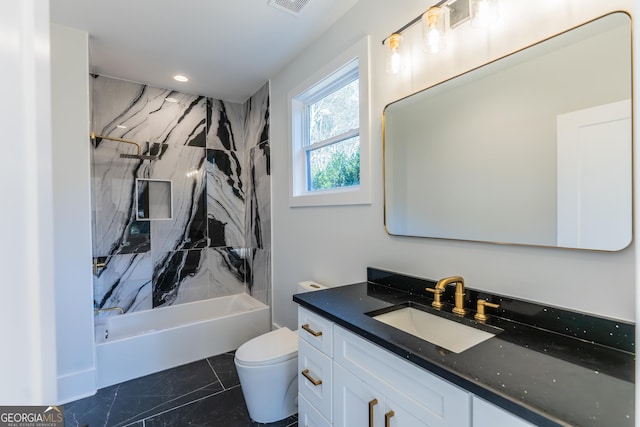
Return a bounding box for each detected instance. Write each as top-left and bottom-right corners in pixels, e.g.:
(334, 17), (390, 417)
(136, 179), (173, 220)
(383, 12), (632, 251)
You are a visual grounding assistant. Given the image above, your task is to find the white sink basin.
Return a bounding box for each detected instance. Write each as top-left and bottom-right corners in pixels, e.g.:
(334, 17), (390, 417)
(372, 307), (497, 353)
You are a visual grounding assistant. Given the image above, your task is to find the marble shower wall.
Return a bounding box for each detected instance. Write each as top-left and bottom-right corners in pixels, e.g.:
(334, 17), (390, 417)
(91, 76), (270, 314)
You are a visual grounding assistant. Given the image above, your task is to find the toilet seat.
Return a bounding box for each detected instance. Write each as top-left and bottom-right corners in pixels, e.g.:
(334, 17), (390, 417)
(235, 327), (298, 366)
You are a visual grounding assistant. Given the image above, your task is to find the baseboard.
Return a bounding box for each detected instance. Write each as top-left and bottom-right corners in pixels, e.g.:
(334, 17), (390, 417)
(57, 368), (96, 404)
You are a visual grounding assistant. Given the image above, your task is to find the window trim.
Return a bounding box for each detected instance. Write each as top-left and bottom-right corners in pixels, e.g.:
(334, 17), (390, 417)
(288, 35), (371, 207)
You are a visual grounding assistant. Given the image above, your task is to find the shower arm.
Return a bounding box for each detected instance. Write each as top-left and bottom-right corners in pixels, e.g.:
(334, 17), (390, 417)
(91, 131), (142, 156)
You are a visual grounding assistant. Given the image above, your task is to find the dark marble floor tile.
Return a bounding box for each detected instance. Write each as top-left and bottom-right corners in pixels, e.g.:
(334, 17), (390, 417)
(64, 359), (222, 427)
(207, 352), (240, 389)
(144, 386), (297, 427)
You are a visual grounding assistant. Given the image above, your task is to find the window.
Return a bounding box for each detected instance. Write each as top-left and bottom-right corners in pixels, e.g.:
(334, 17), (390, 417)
(289, 36), (370, 207)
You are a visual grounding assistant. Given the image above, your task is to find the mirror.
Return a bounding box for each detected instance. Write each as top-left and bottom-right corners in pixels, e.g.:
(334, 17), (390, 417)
(136, 179), (173, 220)
(383, 12), (632, 251)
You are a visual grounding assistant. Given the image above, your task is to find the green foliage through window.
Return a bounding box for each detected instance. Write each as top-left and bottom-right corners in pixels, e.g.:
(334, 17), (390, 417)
(308, 137), (360, 191)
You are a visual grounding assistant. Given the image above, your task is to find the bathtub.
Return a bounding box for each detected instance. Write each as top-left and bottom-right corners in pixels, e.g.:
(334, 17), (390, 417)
(95, 293), (270, 388)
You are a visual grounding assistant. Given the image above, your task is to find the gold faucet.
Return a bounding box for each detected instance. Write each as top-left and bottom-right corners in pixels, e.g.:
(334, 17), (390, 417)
(426, 276), (466, 316)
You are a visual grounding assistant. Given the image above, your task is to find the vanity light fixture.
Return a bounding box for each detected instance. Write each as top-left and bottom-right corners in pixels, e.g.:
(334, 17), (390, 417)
(386, 33), (404, 74)
(116, 124), (127, 129)
(165, 97), (178, 103)
(382, 0), (500, 66)
(173, 75), (189, 82)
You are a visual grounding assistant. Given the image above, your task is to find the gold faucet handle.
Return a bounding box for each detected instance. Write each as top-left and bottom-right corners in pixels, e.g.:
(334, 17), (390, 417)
(425, 287), (444, 309)
(474, 300), (500, 322)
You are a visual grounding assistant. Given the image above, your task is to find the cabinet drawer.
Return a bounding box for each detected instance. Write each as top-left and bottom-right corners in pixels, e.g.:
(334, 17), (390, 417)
(299, 338), (333, 422)
(334, 325), (470, 427)
(298, 306), (333, 356)
(298, 394), (332, 427)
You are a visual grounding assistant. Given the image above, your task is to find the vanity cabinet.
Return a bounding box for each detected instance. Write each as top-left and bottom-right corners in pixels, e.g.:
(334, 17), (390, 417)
(472, 397), (535, 427)
(333, 325), (470, 427)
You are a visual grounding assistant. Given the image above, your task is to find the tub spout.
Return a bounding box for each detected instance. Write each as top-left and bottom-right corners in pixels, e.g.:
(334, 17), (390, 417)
(94, 307), (125, 315)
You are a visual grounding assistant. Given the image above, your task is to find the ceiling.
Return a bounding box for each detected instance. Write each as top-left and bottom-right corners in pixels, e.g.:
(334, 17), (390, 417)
(50, 0), (360, 103)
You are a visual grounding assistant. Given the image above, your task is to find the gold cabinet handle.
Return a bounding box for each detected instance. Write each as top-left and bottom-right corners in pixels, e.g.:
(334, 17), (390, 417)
(301, 323), (323, 337)
(368, 398), (378, 427)
(301, 369), (322, 386)
(385, 409), (395, 427)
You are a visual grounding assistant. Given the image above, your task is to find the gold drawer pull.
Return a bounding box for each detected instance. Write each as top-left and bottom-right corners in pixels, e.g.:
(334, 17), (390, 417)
(301, 369), (322, 386)
(385, 410), (395, 427)
(301, 323), (323, 337)
(369, 398), (378, 427)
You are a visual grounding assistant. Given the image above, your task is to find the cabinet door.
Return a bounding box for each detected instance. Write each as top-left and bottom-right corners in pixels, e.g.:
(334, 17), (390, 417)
(334, 326), (470, 427)
(334, 364), (383, 427)
(472, 397), (534, 427)
(335, 364), (439, 427)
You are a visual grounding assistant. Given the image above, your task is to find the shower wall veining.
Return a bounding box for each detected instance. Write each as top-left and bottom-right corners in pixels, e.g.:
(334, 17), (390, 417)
(91, 75), (270, 314)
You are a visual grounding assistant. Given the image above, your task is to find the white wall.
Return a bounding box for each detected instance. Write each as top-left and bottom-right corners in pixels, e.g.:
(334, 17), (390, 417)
(51, 24), (96, 403)
(0, 0), (58, 404)
(271, 0), (636, 330)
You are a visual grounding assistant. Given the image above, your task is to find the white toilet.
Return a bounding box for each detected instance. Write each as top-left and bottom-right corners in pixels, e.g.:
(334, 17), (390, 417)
(235, 281), (326, 423)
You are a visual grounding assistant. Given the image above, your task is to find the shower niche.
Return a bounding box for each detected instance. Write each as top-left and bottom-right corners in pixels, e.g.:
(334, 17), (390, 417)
(136, 179), (173, 220)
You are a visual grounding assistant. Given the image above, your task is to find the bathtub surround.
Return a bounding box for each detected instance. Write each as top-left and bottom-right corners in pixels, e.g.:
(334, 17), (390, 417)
(95, 294), (270, 388)
(91, 76), (270, 315)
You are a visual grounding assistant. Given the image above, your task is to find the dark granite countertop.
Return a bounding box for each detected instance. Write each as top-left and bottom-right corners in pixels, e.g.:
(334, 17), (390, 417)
(293, 268), (635, 427)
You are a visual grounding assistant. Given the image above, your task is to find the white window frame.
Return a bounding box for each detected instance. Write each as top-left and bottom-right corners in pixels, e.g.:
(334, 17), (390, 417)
(288, 35), (371, 207)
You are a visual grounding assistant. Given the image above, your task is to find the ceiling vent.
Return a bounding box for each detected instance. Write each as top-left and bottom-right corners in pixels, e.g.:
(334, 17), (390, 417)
(268, 0), (311, 16)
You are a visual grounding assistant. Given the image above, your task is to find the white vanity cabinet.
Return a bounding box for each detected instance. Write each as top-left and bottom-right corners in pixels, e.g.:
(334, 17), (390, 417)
(333, 325), (470, 427)
(472, 396), (535, 427)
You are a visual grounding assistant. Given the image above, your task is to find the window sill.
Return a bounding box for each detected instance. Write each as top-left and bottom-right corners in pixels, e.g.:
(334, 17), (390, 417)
(290, 185), (371, 207)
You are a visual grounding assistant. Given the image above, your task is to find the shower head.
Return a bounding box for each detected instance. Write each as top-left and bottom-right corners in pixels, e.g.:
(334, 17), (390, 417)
(91, 131), (162, 161)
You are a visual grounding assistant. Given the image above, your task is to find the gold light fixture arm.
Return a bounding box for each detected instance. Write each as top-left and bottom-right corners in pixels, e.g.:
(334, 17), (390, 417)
(91, 131), (142, 156)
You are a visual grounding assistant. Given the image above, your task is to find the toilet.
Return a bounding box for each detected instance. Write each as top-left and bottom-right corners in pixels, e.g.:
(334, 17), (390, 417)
(235, 281), (326, 423)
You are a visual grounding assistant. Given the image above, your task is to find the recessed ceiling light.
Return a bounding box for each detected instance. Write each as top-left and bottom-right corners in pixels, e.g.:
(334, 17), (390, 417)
(116, 124), (127, 129)
(165, 97), (178, 103)
(173, 75), (188, 82)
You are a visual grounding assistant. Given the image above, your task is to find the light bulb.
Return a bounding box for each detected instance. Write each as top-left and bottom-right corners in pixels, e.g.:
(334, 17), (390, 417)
(386, 33), (404, 75)
(422, 7), (446, 54)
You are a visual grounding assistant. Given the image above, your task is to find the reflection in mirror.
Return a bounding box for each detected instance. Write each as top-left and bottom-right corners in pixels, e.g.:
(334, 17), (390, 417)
(136, 179), (173, 220)
(383, 12), (632, 251)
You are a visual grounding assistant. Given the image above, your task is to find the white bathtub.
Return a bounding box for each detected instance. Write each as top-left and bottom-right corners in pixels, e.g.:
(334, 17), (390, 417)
(95, 293), (270, 388)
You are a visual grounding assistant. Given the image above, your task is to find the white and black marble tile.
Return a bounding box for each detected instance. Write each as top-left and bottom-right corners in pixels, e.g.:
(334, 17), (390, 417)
(148, 145), (208, 252)
(91, 75), (150, 144)
(246, 141), (271, 249)
(244, 82), (269, 149)
(148, 88), (207, 148)
(206, 149), (245, 248)
(94, 253), (153, 314)
(152, 249), (208, 308)
(208, 247), (247, 298)
(91, 76), (155, 256)
(206, 98), (246, 151)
